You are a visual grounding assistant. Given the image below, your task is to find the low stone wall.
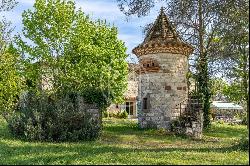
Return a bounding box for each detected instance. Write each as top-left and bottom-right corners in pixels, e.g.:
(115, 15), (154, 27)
(185, 117), (203, 139)
(170, 109), (203, 139)
(138, 110), (171, 129)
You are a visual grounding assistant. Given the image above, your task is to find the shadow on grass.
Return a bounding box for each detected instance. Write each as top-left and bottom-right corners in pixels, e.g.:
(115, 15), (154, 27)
(204, 123), (248, 138)
(0, 117), (248, 164)
(0, 137), (245, 165)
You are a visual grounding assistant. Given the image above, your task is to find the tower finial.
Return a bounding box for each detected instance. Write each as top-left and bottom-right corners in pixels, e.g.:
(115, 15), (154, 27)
(160, 6), (164, 14)
(132, 5), (194, 57)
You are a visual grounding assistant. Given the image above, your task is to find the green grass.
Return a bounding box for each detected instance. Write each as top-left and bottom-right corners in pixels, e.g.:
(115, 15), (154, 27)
(0, 117), (248, 165)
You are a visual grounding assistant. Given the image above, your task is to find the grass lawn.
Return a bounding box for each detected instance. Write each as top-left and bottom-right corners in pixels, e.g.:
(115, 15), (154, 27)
(0, 117), (248, 165)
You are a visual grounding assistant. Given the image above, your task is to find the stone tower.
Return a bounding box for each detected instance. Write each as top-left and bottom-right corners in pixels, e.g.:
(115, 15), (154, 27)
(132, 8), (194, 129)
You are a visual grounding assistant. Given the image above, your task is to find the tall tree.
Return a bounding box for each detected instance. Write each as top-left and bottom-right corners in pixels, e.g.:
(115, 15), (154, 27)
(15, 0), (128, 108)
(0, 0), (22, 117)
(209, 78), (228, 101)
(209, 0), (249, 127)
(117, 0), (226, 129)
(0, 0), (18, 51)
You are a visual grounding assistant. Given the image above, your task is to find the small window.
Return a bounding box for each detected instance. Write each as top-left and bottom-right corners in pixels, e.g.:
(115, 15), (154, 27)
(125, 102), (134, 115)
(152, 63), (154, 66)
(143, 98), (147, 109)
(116, 104), (119, 108)
(165, 85), (171, 90)
(177, 87), (182, 90)
(147, 64), (150, 67)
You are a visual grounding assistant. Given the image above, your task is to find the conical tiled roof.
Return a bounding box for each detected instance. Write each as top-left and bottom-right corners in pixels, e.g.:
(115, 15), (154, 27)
(132, 7), (193, 57)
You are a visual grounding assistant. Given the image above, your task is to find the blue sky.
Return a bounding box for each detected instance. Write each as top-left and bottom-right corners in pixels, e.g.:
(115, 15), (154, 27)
(1, 0), (164, 63)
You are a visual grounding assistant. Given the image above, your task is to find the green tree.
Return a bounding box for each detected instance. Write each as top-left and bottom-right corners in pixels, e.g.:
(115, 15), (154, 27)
(117, 0), (228, 129)
(209, 0), (249, 128)
(15, 0), (128, 108)
(209, 78), (228, 101)
(0, 0), (22, 117)
(0, 0), (17, 12)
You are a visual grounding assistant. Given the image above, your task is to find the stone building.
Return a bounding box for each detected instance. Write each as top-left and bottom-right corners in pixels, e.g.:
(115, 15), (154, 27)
(107, 63), (139, 118)
(132, 8), (194, 129)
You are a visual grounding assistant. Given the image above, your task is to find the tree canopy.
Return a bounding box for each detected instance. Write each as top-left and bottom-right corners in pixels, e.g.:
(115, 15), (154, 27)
(15, 0), (128, 108)
(0, 0), (23, 117)
(117, 0), (249, 129)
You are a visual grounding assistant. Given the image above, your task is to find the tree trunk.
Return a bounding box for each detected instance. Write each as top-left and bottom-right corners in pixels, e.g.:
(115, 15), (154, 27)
(242, 51), (249, 129)
(198, 0), (211, 129)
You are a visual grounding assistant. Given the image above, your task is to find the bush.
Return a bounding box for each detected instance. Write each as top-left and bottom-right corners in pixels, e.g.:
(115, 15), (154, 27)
(232, 135), (249, 151)
(102, 110), (109, 118)
(118, 110), (128, 119)
(7, 91), (102, 142)
(216, 120), (225, 124)
(105, 110), (128, 119)
(241, 114), (248, 125)
(169, 119), (185, 134)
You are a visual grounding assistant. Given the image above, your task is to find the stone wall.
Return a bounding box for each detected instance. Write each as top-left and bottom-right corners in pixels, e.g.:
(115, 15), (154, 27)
(184, 111), (203, 139)
(138, 53), (188, 129)
(107, 63), (139, 116)
(170, 98), (203, 139)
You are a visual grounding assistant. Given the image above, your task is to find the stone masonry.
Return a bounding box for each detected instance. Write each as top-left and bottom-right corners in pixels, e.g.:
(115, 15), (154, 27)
(132, 7), (194, 130)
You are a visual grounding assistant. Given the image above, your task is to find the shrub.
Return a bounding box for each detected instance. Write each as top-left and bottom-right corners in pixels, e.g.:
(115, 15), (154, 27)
(102, 110), (109, 118)
(7, 91), (102, 142)
(105, 110), (128, 119)
(118, 110), (128, 119)
(232, 135), (249, 151)
(169, 119), (185, 134)
(216, 119), (225, 125)
(241, 114), (248, 125)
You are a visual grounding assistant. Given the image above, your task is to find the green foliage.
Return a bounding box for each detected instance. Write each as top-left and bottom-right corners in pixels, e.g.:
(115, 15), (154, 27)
(223, 82), (246, 105)
(196, 54), (212, 130)
(0, 117), (248, 164)
(215, 120), (224, 125)
(232, 135), (249, 151)
(209, 78), (228, 100)
(211, 0), (249, 127)
(81, 87), (113, 109)
(0, 0), (18, 12)
(15, 0), (128, 106)
(119, 110), (128, 119)
(170, 114), (196, 135)
(102, 110), (109, 118)
(9, 0), (128, 141)
(170, 119), (184, 134)
(241, 113), (248, 126)
(0, 0), (23, 117)
(106, 110), (128, 119)
(0, 47), (24, 116)
(7, 91), (101, 141)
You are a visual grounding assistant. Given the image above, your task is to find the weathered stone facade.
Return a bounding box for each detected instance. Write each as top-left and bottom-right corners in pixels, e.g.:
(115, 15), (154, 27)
(133, 8), (194, 130)
(107, 63), (139, 118)
(170, 98), (203, 139)
(137, 53), (189, 128)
